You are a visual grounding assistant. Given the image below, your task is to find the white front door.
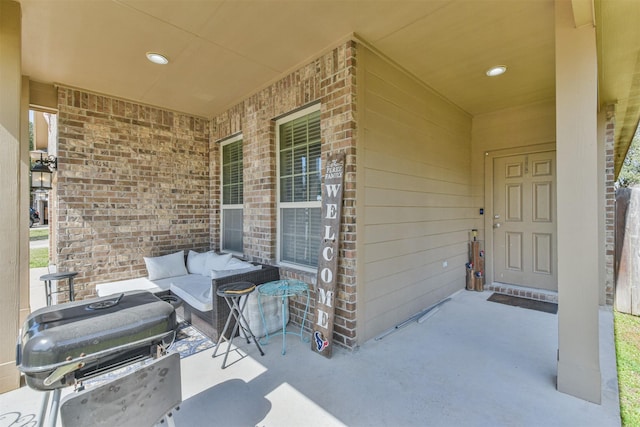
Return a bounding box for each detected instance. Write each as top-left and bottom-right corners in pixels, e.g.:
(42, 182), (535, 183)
(492, 150), (557, 291)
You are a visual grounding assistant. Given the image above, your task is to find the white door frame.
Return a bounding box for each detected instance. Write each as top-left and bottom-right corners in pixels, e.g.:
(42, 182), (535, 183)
(483, 142), (556, 286)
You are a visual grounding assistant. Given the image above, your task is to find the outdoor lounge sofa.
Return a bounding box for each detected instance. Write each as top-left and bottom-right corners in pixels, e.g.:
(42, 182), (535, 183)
(96, 250), (284, 341)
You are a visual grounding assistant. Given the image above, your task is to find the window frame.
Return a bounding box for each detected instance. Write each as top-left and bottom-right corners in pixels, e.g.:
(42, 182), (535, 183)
(220, 134), (244, 256)
(276, 104), (322, 272)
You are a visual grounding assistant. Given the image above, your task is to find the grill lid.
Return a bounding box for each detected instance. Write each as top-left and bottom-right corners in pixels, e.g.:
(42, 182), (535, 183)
(17, 291), (177, 390)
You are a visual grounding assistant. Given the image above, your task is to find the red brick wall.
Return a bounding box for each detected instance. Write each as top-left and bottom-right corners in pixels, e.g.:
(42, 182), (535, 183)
(212, 40), (358, 348)
(604, 104), (615, 305)
(55, 87), (211, 299)
(53, 40), (358, 349)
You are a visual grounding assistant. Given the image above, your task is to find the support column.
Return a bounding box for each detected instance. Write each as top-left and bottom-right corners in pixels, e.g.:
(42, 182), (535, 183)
(555, 0), (601, 403)
(20, 76), (31, 323)
(0, 0), (23, 393)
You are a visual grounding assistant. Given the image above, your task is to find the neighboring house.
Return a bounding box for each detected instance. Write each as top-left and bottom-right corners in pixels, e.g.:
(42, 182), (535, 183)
(1, 0), (638, 406)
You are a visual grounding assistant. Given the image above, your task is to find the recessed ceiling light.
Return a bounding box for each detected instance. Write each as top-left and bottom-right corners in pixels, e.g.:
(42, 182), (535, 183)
(146, 52), (169, 65)
(486, 65), (507, 77)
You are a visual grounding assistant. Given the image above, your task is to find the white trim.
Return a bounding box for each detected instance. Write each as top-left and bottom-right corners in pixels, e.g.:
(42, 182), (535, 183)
(222, 203), (243, 209)
(278, 260), (318, 274)
(275, 103), (321, 125)
(279, 201), (319, 209)
(276, 104), (321, 270)
(220, 134), (244, 255)
(220, 133), (243, 148)
(215, 131), (242, 145)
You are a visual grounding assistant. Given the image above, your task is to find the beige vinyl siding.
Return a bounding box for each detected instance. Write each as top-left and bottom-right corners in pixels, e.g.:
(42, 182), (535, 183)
(358, 47), (473, 341)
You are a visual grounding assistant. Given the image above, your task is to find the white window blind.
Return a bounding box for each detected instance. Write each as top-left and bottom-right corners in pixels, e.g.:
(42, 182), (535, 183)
(221, 139), (243, 253)
(278, 108), (321, 269)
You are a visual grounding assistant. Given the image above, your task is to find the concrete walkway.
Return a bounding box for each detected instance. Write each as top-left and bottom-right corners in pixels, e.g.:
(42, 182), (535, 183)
(2, 288), (620, 426)
(29, 226), (50, 308)
(29, 266), (48, 310)
(29, 233), (49, 310)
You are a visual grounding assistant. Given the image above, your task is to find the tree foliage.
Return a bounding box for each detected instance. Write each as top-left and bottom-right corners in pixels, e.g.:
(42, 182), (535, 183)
(29, 120), (34, 151)
(617, 129), (640, 188)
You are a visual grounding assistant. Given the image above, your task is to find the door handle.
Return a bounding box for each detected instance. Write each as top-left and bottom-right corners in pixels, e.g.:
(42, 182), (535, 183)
(494, 214), (500, 219)
(493, 223), (501, 229)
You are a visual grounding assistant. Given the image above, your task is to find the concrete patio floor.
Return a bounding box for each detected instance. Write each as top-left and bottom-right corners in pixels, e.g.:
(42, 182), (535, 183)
(1, 277), (621, 426)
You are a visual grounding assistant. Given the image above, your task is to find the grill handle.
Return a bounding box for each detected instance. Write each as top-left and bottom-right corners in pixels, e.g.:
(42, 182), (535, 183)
(18, 330), (176, 375)
(44, 361), (86, 387)
(87, 293), (125, 310)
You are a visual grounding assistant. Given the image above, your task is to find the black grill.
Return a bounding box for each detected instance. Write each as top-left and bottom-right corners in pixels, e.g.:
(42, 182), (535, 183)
(17, 291), (177, 391)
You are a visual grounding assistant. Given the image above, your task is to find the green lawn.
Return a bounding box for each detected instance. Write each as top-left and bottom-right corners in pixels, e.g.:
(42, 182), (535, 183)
(29, 228), (49, 241)
(615, 311), (640, 426)
(29, 247), (49, 268)
(29, 228), (49, 268)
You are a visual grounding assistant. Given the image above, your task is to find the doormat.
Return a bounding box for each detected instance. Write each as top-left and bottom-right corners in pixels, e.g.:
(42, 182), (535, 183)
(487, 293), (558, 314)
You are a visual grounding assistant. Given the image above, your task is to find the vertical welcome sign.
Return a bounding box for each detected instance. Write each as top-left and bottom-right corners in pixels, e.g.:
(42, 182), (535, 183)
(311, 152), (345, 358)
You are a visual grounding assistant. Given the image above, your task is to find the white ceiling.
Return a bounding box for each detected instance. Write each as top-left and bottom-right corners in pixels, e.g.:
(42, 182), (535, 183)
(19, 0), (558, 118)
(16, 0), (640, 164)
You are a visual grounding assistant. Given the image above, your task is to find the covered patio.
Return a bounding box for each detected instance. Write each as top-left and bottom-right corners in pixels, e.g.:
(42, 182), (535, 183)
(2, 0), (640, 415)
(0, 285), (620, 426)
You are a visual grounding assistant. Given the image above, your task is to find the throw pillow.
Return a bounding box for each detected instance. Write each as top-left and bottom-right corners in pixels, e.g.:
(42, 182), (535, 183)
(144, 250), (188, 281)
(224, 257), (255, 270)
(204, 252), (233, 272)
(186, 250), (211, 275)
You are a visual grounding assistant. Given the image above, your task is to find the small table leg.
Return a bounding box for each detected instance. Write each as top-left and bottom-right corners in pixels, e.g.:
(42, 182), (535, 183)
(257, 280), (310, 355)
(68, 277), (75, 301)
(300, 289), (310, 341)
(258, 292), (269, 344)
(44, 280), (52, 307)
(280, 295), (287, 355)
(213, 292), (265, 369)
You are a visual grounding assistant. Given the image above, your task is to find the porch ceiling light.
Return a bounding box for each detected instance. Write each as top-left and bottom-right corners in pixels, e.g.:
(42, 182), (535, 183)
(30, 151), (57, 191)
(146, 52), (169, 65)
(486, 65), (507, 77)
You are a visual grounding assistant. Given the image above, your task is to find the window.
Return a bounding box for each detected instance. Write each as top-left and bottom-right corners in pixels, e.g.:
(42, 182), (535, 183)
(221, 137), (243, 254)
(277, 106), (322, 270)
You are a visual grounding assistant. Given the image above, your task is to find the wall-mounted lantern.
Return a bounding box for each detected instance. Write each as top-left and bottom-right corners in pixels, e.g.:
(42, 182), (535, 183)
(30, 151), (57, 191)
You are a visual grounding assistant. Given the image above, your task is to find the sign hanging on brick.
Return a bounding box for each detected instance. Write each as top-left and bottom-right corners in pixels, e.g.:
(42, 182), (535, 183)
(311, 151), (345, 358)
